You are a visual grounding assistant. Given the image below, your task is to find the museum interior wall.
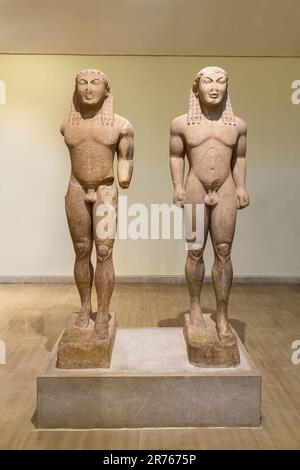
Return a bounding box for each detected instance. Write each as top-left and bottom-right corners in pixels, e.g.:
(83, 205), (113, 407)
(1, 1), (299, 57)
(0, 54), (299, 277)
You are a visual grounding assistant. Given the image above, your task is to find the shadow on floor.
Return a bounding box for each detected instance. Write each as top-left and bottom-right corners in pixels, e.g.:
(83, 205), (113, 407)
(158, 306), (215, 328)
(27, 304), (77, 352)
(288, 283), (300, 293)
(210, 312), (247, 344)
(31, 409), (38, 428)
(158, 310), (189, 328)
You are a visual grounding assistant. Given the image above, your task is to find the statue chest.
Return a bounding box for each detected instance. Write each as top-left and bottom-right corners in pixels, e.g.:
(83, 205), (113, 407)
(185, 121), (238, 150)
(64, 122), (118, 149)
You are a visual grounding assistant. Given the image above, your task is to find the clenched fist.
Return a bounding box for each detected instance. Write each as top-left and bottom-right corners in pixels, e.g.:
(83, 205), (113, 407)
(173, 187), (186, 208)
(236, 188), (249, 209)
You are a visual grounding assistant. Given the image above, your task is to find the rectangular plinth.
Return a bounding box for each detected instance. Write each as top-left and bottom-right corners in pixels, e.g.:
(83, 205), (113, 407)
(56, 312), (116, 369)
(183, 314), (240, 367)
(37, 327), (261, 428)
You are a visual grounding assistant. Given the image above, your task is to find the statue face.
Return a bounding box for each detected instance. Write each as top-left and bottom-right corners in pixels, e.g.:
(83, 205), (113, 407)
(76, 72), (108, 106)
(197, 71), (227, 107)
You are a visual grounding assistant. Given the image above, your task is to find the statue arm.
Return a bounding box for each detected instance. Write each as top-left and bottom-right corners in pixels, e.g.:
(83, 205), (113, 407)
(117, 120), (134, 189)
(169, 118), (186, 207)
(232, 119), (249, 209)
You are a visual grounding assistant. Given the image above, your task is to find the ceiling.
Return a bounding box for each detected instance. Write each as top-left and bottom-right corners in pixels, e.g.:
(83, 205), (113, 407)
(1, 0), (300, 56)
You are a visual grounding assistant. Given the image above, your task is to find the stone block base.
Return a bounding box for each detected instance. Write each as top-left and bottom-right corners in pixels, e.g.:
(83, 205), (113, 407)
(37, 326), (261, 428)
(56, 312), (116, 369)
(183, 314), (240, 367)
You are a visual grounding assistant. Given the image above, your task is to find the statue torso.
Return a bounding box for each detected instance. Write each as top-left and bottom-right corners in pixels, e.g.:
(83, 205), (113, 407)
(64, 115), (120, 189)
(183, 118), (238, 191)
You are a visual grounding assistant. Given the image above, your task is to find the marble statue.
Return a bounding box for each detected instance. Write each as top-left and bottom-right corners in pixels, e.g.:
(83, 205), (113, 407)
(57, 69), (134, 368)
(169, 66), (249, 366)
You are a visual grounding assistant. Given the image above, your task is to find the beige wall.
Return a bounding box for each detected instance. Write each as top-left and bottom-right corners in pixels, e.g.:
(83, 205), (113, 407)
(0, 55), (299, 277)
(2, 1), (300, 57)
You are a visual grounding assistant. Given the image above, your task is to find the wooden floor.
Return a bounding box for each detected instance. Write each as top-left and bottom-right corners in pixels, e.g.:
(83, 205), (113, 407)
(0, 282), (299, 449)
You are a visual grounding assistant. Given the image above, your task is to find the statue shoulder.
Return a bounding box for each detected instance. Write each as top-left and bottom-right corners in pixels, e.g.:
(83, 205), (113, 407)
(235, 116), (247, 136)
(114, 114), (134, 137)
(170, 114), (188, 135)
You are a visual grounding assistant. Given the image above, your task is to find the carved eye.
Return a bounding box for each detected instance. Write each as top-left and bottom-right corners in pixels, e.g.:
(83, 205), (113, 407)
(92, 79), (101, 85)
(77, 79), (87, 85)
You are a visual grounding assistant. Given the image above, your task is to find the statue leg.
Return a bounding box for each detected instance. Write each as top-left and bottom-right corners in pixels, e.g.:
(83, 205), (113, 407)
(65, 178), (93, 327)
(184, 173), (210, 327)
(210, 175), (237, 343)
(93, 183), (117, 339)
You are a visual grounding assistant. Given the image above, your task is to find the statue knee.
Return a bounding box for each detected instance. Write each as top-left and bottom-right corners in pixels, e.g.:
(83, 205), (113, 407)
(74, 238), (91, 259)
(215, 242), (231, 262)
(188, 248), (204, 262)
(96, 243), (112, 262)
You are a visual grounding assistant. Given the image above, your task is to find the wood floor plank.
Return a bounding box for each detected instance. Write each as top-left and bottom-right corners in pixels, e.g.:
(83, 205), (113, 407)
(0, 283), (299, 449)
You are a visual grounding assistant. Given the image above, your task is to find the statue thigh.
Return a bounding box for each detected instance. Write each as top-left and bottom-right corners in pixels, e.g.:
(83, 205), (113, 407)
(65, 182), (93, 258)
(93, 183), (118, 262)
(210, 175), (237, 255)
(184, 172), (210, 253)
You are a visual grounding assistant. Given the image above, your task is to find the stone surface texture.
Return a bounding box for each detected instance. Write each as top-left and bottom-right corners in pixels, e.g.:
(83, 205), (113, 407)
(38, 327), (261, 428)
(170, 66), (249, 366)
(183, 313), (240, 367)
(60, 68), (134, 343)
(56, 312), (116, 369)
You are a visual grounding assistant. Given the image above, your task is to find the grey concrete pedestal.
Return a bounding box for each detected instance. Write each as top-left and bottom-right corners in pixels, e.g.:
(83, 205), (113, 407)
(37, 326), (261, 428)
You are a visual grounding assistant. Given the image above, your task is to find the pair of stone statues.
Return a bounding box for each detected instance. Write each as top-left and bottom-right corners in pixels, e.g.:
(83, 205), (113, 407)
(57, 66), (249, 369)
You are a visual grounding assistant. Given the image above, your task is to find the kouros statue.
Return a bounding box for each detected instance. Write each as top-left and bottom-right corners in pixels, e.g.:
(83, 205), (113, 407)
(57, 69), (134, 368)
(170, 66), (249, 367)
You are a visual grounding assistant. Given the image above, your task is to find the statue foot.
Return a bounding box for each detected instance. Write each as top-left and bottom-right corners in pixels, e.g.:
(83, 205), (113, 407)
(75, 308), (91, 328)
(94, 315), (109, 340)
(216, 316), (235, 344)
(190, 304), (206, 329)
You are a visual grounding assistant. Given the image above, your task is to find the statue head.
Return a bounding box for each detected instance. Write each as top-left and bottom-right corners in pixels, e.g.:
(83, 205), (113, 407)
(187, 66), (235, 126)
(69, 69), (114, 126)
(76, 69), (110, 107)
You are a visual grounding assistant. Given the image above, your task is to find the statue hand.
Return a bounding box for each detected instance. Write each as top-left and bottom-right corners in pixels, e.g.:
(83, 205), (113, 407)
(236, 188), (249, 209)
(173, 187), (186, 208)
(119, 180), (129, 189)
